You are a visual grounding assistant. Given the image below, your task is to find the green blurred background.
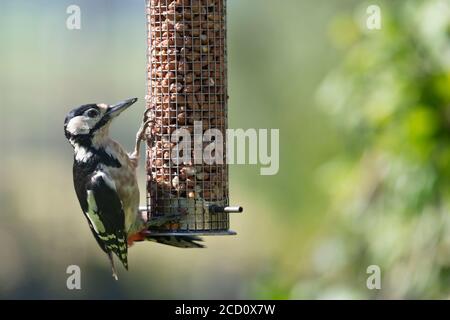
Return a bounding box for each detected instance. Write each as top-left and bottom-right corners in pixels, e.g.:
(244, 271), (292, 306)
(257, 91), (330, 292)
(0, 0), (449, 299)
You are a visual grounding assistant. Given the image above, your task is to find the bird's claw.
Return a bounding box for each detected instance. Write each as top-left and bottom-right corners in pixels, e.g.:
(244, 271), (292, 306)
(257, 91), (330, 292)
(136, 119), (152, 142)
(131, 118), (154, 161)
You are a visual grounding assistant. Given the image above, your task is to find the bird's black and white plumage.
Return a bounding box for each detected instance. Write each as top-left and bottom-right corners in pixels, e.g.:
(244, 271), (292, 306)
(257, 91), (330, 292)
(64, 98), (203, 280)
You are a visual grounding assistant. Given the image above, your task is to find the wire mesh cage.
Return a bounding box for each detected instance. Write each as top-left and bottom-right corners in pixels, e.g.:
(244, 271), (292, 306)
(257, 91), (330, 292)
(144, 0), (241, 236)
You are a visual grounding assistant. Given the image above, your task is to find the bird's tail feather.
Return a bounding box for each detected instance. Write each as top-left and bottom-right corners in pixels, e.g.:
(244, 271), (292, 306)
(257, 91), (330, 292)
(107, 252), (119, 281)
(147, 235), (205, 248)
(143, 214), (205, 248)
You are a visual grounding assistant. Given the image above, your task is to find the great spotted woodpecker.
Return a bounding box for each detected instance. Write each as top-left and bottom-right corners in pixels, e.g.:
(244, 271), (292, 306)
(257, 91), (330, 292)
(64, 98), (203, 280)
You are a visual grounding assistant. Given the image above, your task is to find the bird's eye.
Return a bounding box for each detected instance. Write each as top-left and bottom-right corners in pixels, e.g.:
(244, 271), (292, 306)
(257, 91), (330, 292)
(87, 109), (99, 118)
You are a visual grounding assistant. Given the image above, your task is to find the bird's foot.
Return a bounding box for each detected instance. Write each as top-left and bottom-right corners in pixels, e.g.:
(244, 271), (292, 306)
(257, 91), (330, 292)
(130, 119), (154, 163)
(137, 119), (153, 141)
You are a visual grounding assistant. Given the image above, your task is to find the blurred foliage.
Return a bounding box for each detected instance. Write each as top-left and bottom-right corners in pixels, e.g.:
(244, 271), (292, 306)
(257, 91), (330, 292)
(311, 0), (450, 299)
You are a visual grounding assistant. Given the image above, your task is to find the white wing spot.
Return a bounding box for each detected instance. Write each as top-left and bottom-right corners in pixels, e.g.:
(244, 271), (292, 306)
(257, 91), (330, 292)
(92, 171), (117, 191)
(99, 234), (117, 241)
(85, 190), (106, 234)
(66, 116), (90, 136)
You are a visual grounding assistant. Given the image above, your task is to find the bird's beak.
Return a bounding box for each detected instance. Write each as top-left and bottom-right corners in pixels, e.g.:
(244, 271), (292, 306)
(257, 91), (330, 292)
(107, 98), (138, 118)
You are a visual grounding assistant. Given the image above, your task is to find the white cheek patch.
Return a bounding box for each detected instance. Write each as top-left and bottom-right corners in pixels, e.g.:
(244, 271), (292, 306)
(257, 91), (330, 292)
(66, 114), (101, 136)
(66, 116), (91, 135)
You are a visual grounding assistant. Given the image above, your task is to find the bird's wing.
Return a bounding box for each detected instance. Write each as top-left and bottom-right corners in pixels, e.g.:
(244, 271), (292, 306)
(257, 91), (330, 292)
(85, 172), (128, 270)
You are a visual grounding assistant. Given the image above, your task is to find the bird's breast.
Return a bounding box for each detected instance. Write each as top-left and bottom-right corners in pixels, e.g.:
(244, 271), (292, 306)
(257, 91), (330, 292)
(104, 160), (141, 234)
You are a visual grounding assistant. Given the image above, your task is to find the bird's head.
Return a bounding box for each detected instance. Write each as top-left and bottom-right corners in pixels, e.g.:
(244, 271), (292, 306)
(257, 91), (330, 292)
(64, 98), (138, 147)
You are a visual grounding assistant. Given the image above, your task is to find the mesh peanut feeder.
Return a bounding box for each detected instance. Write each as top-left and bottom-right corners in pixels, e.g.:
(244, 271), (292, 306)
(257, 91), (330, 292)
(143, 0), (242, 236)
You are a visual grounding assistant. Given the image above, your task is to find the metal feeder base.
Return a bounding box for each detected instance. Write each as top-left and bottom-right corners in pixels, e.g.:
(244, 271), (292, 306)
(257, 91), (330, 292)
(139, 206), (241, 236)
